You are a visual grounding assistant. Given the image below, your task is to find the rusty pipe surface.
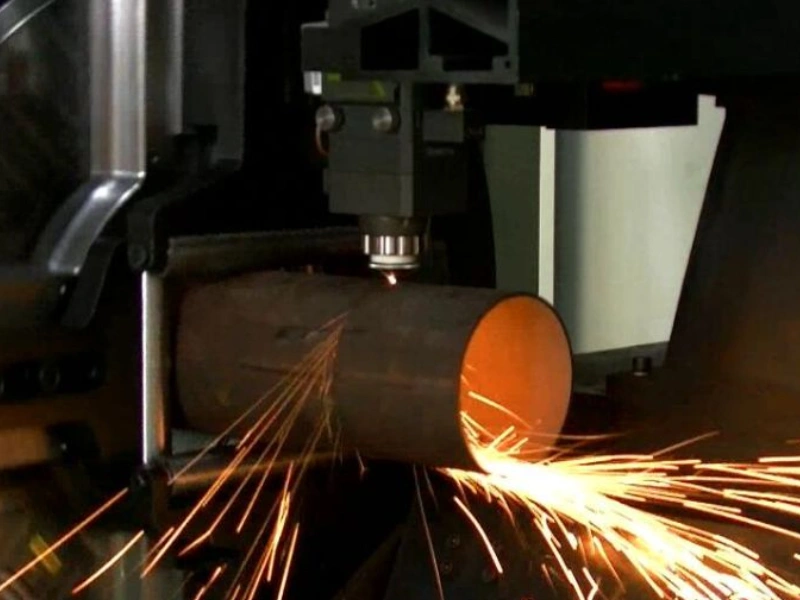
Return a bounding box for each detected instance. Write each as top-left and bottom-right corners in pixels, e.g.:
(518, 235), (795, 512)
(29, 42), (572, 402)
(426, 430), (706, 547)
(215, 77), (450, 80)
(176, 272), (572, 471)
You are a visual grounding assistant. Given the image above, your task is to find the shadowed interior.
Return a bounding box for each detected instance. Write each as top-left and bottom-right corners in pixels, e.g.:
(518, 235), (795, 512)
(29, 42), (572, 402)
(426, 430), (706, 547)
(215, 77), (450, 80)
(460, 296), (572, 467)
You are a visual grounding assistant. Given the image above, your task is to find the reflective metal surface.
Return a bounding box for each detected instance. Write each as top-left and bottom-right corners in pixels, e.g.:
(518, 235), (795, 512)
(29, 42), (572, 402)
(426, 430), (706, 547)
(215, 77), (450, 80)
(363, 234), (422, 270)
(0, 0), (55, 46)
(304, 70), (322, 95)
(0, 0), (90, 262)
(33, 0), (146, 275)
(141, 273), (168, 466)
(146, 0), (184, 158)
(34, 175), (143, 274)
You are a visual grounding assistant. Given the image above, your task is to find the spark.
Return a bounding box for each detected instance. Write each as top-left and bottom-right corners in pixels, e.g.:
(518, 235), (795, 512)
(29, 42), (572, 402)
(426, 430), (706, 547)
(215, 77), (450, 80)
(144, 322), (343, 578)
(3, 316), (344, 598)
(383, 271), (398, 287)
(238, 462), (294, 535)
(413, 466), (444, 600)
(440, 395), (800, 600)
(760, 457), (800, 465)
(275, 524), (300, 600)
(71, 530), (145, 595)
(220, 328), (341, 598)
(192, 565), (227, 600)
(245, 543), (273, 600)
(453, 496), (503, 575)
(467, 390), (533, 430)
(355, 451), (367, 478)
(0, 488), (129, 595)
(170, 313), (347, 484)
(267, 484), (293, 581)
(15, 307), (800, 600)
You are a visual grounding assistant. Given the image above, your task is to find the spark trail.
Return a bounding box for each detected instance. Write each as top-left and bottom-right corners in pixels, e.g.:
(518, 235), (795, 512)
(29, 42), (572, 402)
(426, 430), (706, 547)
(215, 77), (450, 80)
(438, 406), (800, 600)
(7, 306), (800, 600)
(0, 317), (345, 599)
(144, 316), (344, 598)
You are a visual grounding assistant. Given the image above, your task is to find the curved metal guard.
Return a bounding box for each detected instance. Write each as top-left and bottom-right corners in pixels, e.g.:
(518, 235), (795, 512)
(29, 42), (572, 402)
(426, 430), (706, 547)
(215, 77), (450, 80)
(30, 0), (147, 275)
(0, 0), (55, 46)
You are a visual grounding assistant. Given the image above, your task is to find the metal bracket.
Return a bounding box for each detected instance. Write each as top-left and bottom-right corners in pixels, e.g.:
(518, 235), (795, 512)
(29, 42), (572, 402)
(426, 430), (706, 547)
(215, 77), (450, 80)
(34, 176), (144, 276)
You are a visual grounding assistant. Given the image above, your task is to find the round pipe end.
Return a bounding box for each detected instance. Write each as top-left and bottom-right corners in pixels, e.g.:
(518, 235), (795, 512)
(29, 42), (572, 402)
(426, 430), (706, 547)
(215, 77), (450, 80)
(459, 296), (572, 471)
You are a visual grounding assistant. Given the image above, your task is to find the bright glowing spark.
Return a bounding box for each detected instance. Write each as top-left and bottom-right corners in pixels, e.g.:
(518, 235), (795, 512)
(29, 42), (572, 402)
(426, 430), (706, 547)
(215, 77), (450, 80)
(384, 272), (398, 286)
(245, 544), (273, 600)
(71, 530), (145, 595)
(6, 318), (343, 599)
(275, 524), (300, 600)
(760, 457), (800, 465)
(145, 324), (344, 578)
(453, 496), (503, 575)
(468, 390), (533, 430)
(192, 565), (226, 600)
(442, 402), (800, 600)
(0, 488), (129, 595)
(266, 490), (293, 582)
(221, 330), (340, 599)
(170, 313), (347, 484)
(239, 462), (294, 535)
(414, 466), (444, 600)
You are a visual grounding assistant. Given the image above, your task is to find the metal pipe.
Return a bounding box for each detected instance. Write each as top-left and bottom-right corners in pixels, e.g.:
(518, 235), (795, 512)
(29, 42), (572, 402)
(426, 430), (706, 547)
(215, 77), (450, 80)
(176, 272), (572, 471)
(141, 273), (169, 466)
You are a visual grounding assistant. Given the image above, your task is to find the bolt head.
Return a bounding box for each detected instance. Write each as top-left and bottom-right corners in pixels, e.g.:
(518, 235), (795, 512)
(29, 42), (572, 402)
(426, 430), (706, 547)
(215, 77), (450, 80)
(315, 105), (342, 133)
(439, 560), (454, 576)
(372, 107), (399, 133)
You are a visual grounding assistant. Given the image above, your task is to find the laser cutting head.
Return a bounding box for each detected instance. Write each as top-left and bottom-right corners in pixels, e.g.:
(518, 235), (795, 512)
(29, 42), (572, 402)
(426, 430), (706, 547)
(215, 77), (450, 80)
(363, 234), (421, 271)
(360, 216), (426, 272)
(311, 83), (469, 275)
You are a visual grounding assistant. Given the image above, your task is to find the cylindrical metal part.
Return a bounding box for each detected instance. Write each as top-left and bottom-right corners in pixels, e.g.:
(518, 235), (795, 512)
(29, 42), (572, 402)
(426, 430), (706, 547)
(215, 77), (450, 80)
(371, 106), (400, 133)
(176, 272), (571, 471)
(315, 104), (343, 133)
(363, 234), (422, 270)
(360, 216), (427, 271)
(141, 273), (169, 466)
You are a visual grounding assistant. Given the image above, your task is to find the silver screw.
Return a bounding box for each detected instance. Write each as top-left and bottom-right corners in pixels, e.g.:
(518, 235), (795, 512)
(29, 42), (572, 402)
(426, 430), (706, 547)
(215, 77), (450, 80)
(316, 105), (342, 132)
(372, 107), (399, 133)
